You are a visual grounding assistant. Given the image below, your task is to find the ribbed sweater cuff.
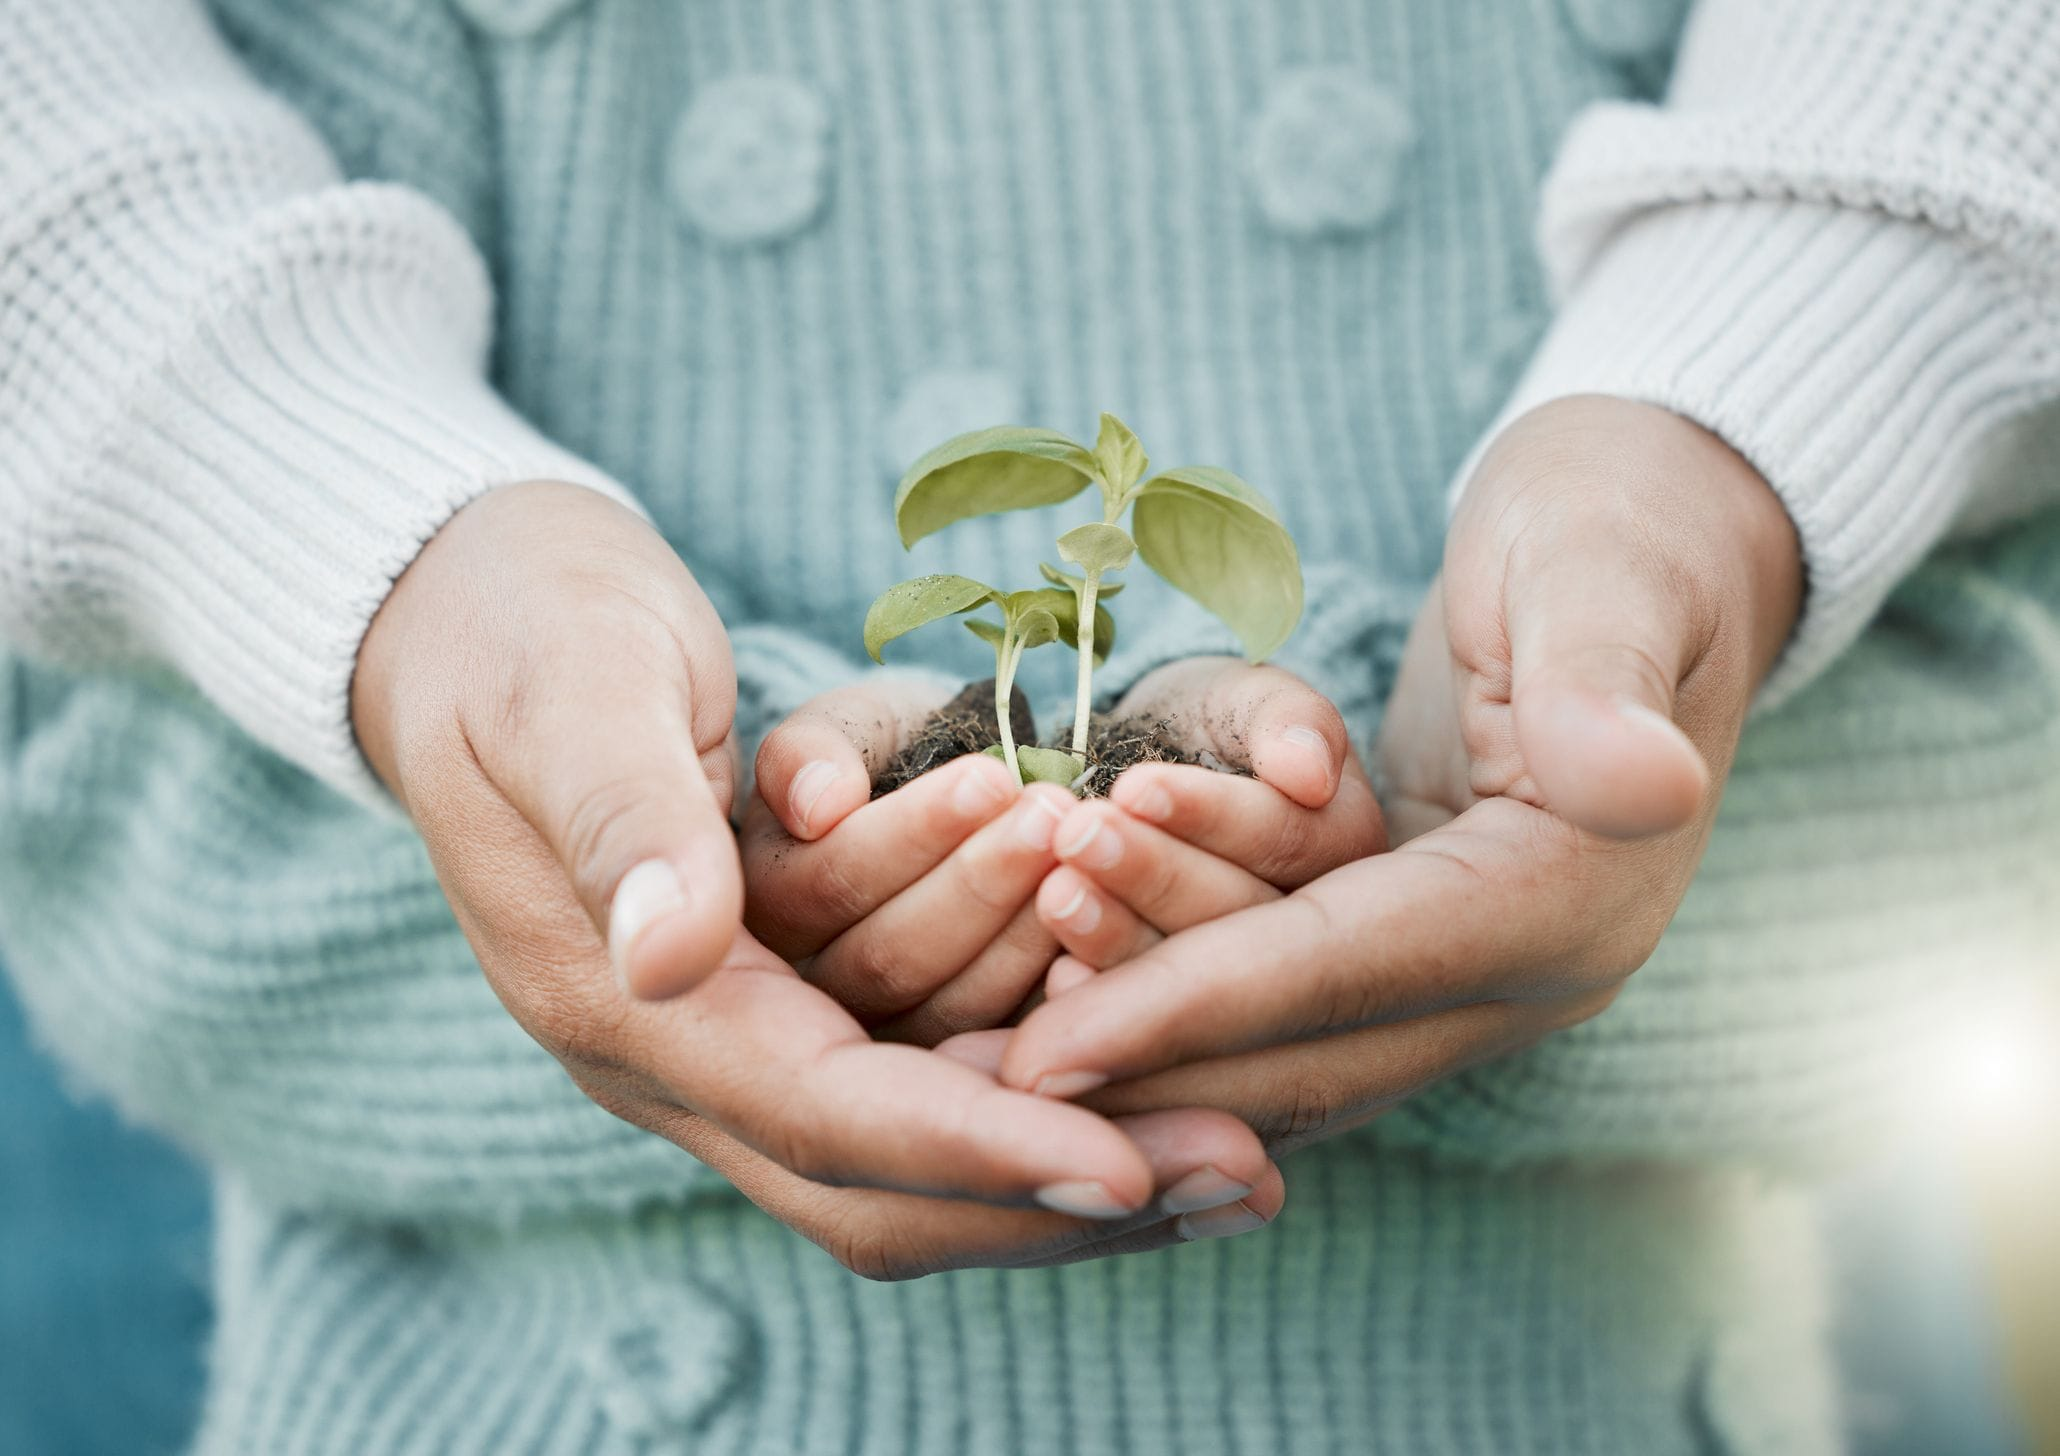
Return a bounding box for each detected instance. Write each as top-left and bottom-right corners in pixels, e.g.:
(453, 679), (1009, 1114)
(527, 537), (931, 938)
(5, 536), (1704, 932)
(22, 189), (640, 805)
(1482, 196), (2059, 706)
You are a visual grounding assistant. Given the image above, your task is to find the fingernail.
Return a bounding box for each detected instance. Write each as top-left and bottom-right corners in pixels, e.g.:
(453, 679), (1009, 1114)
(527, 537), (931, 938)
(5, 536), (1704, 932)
(953, 760), (1011, 817)
(1052, 883), (1101, 933)
(788, 760), (840, 836)
(1032, 1069), (1109, 1099)
(1160, 1166), (1255, 1216)
(1058, 815), (1121, 870)
(1127, 781), (1174, 823)
(1015, 793), (1066, 849)
(609, 859), (689, 994)
(1282, 725), (1329, 753)
(1035, 1180), (1135, 1220)
(1176, 1200), (1267, 1241)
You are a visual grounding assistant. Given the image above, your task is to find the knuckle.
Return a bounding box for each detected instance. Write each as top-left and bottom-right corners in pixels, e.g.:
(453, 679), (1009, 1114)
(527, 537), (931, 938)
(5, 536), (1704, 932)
(817, 933), (933, 1018)
(823, 1214), (935, 1283)
(801, 848), (876, 931)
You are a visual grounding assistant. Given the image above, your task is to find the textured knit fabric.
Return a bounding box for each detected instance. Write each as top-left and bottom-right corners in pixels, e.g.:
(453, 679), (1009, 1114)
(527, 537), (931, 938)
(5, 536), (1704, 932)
(1, 0), (2058, 1453)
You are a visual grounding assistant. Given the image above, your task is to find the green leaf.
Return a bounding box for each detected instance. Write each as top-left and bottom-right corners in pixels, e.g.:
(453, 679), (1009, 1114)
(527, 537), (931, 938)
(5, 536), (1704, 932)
(1132, 466), (1304, 660)
(1038, 561), (1124, 598)
(1093, 413), (1149, 505)
(1016, 746), (1089, 788)
(963, 617), (1007, 650)
(863, 574), (1001, 663)
(1057, 522), (1137, 574)
(894, 426), (1098, 547)
(1010, 588), (1115, 664)
(1014, 607), (1063, 652)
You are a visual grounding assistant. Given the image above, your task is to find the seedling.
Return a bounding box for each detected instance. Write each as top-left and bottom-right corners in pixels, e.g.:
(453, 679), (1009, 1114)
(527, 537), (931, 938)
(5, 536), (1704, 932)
(865, 413), (1303, 790)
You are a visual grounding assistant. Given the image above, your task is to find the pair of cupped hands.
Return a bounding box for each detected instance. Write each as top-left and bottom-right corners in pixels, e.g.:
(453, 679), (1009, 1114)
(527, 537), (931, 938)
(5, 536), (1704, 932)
(353, 397), (1802, 1278)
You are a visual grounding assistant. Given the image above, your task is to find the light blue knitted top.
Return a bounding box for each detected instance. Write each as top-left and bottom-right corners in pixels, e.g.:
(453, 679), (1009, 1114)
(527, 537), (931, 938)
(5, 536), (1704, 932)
(3, 1), (2059, 1452)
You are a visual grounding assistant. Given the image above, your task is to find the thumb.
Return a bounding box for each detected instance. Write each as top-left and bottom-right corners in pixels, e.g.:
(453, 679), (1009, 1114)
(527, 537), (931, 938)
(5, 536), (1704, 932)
(1505, 539), (1710, 839)
(1116, 657), (1350, 810)
(753, 676), (954, 840)
(497, 645), (746, 1002)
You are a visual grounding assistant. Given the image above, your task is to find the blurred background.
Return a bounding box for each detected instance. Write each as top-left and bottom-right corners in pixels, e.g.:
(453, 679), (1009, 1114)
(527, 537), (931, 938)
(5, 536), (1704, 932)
(1, 965), (2054, 1454)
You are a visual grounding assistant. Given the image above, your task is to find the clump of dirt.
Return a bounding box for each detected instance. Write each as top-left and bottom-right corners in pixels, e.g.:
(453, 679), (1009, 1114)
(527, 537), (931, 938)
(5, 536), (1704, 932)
(872, 679), (1036, 796)
(870, 680), (1232, 799)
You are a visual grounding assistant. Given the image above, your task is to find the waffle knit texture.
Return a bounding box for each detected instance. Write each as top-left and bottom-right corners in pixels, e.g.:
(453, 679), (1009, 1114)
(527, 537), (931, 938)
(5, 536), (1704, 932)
(3, 0), (2059, 1451)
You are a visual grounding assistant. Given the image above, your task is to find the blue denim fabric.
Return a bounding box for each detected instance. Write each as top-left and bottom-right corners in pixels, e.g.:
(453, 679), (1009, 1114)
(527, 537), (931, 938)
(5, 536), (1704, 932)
(0, 983), (210, 1455)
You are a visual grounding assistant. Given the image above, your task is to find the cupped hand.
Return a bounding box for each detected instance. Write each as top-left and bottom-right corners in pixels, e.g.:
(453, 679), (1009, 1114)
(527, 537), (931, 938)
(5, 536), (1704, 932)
(1030, 660), (1385, 980)
(986, 397), (1804, 1150)
(353, 482), (1277, 1269)
(743, 657), (1360, 1045)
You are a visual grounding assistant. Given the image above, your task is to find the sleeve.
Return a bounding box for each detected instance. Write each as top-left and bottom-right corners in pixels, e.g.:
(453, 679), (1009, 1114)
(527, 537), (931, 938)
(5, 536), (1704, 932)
(0, 0), (638, 804)
(1379, 499), (2060, 1172)
(1467, 0), (2060, 706)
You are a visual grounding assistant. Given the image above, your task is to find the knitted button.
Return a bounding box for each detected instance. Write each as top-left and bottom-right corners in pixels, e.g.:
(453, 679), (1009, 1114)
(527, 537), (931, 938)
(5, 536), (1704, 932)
(881, 369), (1025, 477)
(584, 1286), (757, 1441)
(1563, 0), (1692, 63)
(1246, 69), (1413, 238)
(448, 0), (585, 40)
(668, 75), (833, 246)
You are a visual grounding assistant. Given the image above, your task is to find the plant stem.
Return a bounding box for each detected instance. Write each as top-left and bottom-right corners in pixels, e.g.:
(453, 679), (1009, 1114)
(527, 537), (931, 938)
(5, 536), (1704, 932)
(995, 631), (1024, 781)
(1070, 569), (1101, 756)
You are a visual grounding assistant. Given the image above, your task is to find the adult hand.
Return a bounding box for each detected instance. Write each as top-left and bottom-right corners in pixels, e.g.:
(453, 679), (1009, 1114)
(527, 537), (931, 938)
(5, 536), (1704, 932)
(353, 482), (1276, 1267)
(742, 658), (1360, 1044)
(987, 397), (1805, 1151)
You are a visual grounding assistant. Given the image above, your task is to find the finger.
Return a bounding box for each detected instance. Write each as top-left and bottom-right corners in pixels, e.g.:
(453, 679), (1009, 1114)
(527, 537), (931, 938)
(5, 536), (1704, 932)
(486, 621), (744, 1002)
(1049, 799), (1281, 934)
(1080, 1000), (1563, 1156)
(1036, 868), (1162, 968)
(1504, 532), (1709, 839)
(753, 676), (955, 840)
(998, 798), (1619, 1092)
(805, 784), (1073, 1018)
(1046, 954), (1099, 999)
(665, 1104), (1280, 1278)
(742, 751), (1028, 959)
(871, 900), (1062, 1045)
(1117, 657), (1351, 809)
(1017, 1149), (1288, 1264)
(641, 944), (1159, 1215)
(1108, 758), (1385, 888)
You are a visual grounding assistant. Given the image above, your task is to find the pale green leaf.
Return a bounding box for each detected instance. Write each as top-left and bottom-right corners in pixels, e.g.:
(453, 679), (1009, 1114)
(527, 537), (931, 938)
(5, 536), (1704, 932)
(1132, 466), (1303, 660)
(1057, 522), (1137, 574)
(1038, 561), (1124, 598)
(1010, 587), (1114, 663)
(963, 617), (1007, 649)
(1014, 607), (1063, 652)
(863, 574), (1001, 663)
(1016, 746), (1088, 788)
(1093, 413), (1149, 503)
(894, 426), (1098, 547)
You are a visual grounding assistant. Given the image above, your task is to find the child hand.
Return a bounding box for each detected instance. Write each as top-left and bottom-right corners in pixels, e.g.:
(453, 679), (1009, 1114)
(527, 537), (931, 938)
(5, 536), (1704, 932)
(1029, 658), (1385, 980)
(742, 658), (1359, 1044)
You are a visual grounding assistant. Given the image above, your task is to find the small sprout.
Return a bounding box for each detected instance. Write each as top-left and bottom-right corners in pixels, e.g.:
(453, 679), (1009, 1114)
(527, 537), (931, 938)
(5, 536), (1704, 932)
(870, 412), (1302, 788)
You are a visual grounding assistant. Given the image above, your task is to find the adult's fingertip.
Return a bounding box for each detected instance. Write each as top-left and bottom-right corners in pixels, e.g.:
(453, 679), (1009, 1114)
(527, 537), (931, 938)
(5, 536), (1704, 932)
(613, 836), (745, 999)
(1517, 682), (1708, 838)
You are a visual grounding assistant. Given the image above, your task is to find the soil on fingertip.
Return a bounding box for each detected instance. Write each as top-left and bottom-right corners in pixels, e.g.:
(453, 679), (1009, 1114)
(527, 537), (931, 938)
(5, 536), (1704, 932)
(870, 678), (1235, 799)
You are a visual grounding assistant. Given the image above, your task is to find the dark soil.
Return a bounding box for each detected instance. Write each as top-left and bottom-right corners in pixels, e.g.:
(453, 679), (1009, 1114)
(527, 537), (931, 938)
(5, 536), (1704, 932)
(871, 678), (1217, 799)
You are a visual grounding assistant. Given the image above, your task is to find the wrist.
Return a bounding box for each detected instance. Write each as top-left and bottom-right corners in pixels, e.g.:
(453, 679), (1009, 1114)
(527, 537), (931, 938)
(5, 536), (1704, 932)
(1645, 403), (1804, 687)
